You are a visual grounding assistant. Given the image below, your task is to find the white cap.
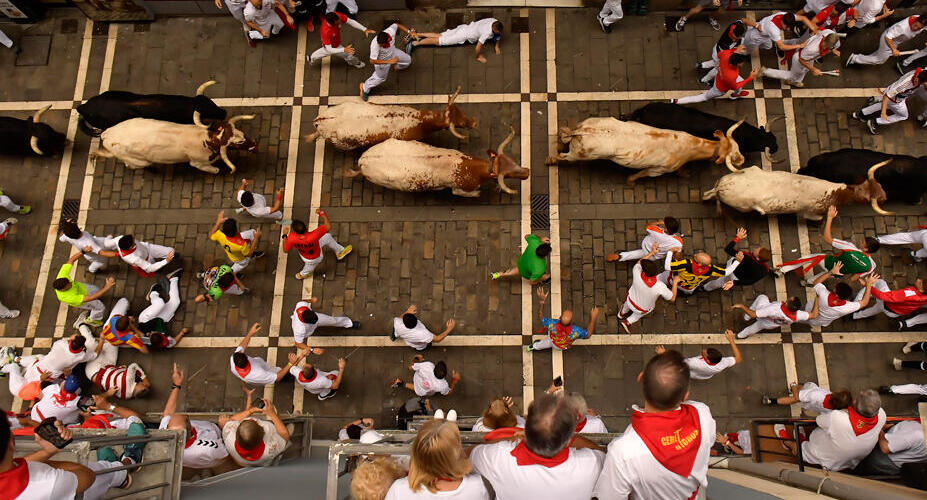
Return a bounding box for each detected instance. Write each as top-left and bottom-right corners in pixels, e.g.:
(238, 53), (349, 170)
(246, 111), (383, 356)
(359, 430), (384, 444)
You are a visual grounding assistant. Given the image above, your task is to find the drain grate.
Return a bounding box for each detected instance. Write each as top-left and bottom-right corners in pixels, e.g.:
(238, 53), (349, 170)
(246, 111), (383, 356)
(61, 199), (80, 222)
(530, 194), (550, 230)
(92, 22), (109, 36)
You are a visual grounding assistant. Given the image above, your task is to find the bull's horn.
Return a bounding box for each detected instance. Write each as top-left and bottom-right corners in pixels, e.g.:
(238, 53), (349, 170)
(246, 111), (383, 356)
(871, 198), (894, 215)
(763, 147), (774, 164)
(30, 136), (44, 156)
(497, 173), (517, 195)
(496, 125), (516, 155)
(867, 159), (891, 181)
(725, 119), (744, 138)
(228, 114), (256, 127)
(193, 111), (206, 128)
(32, 104), (51, 123)
(765, 115), (784, 127)
(836, 32), (848, 38)
(196, 80), (217, 96)
(220, 146), (236, 173)
(447, 85), (462, 105)
(448, 121), (468, 140)
(725, 154), (739, 173)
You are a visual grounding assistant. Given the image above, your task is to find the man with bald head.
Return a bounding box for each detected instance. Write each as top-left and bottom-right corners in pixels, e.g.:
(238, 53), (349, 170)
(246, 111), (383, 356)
(662, 247), (739, 295)
(470, 392), (605, 499)
(220, 388), (290, 467)
(594, 349), (716, 499)
(528, 287), (600, 351)
(158, 364), (228, 470)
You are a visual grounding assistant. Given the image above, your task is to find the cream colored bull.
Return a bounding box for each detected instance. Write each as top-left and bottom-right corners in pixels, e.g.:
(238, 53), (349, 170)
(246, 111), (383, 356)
(547, 117), (745, 182)
(702, 162), (893, 220)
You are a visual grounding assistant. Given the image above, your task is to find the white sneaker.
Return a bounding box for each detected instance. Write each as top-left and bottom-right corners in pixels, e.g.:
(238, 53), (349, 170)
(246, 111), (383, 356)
(892, 357), (903, 370)
(235, 208), (245, 214)
(446, 409), (458, 422)
(736, 331), (750, 339)
(73, 312), (89, 330)
(434, 409), (445, 420)
(903, 341), (918, 354)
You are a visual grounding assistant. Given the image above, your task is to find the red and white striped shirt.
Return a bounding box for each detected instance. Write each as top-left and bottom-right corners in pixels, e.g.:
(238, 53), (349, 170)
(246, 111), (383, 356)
(90, 363), (143, 399)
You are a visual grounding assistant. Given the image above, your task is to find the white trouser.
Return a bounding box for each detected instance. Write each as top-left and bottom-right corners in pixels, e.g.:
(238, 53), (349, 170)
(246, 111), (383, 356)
(737, 295), (780, 338)
(225, 0), (248, 26)
(852, 279), (900, 319)
(225, 284), (244, 296)
(618, 248), (665, 262)
(700, 49), (721, 84)
(862, 98), (909, 125)
(530, 337), (563, 351)
(297, 233), (345, 275)
(0, 29), (11, 49)
(676, 78), (743, 104)
(362, 51), (411, 93)
(802, 299), (834, 327)
(139, 277), (180, 324)
(703, 267), (736, 292)
(849, 36), (893, 66)
(248, 12), (285, 40)
(763, 51), (810, 83)
(0, 195), (21, 213)
(620, 300), (651, 325)
(85, 341), (118, 381)
(309, 45), (363, 67)
(77, 283), (107, 322)
(903, 311), (927, 327)
(742, 30), (772, 53)
(903, 46), (927, 66)
(231, 255), (252, 274)
(18, 355), (43, 383)
(315, 312), (354, 329)
(83, 252), (108, 273)
(890, 383), (927, 396)
(877, 229), (927, 258)
(0, 299), (17, 318)
(84, 460), (127, 500)
(106, 298), (130, 325)
(599, 0), (624, 25)
(2, 363), (26, 396)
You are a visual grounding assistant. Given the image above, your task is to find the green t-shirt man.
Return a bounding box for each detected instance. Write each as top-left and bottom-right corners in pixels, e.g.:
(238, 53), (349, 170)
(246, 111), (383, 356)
(518, 235), (549, 281)
(55, 263), (87, 307)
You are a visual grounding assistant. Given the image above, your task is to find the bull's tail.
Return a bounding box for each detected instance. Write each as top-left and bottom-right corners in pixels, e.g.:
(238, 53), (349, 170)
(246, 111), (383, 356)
(343, 164), (362, 179)
(90, 145), (114, 159)
(303, 130), (320, 143)
(557, 126), (574, 145)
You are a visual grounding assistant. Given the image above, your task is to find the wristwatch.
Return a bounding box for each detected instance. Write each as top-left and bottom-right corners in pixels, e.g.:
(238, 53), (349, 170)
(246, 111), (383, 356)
(171, 383), (182, 390)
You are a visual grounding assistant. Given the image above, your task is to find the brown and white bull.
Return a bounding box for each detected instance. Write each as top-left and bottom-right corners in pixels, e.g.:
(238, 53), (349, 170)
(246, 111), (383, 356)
(305, 87), (476, 150)
(702, 161), (893, 220)
(350, 127), (528, 197)
(91, 111), (257, 174)
(546, 117), (745, 183)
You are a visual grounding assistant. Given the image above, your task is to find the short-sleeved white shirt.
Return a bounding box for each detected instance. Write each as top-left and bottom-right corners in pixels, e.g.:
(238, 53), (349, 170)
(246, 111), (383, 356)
(236, 190), (273, 217)
(831, 238), (876, 276)
(685, 356), (736, 380)
(370, 24), (400, 64)
(639, 225), (683, 257)
(14, 460), (79, 500)
(291, 302), (319, 344)
(159, 416), (229, 469)
(626, 262), (673, 313)
(412, 362), (450, 396)
(757, 12), (787, 42)
(798, 381), (833, 414)
(384, 474), (491, 500)
(856, 0), (885, 24)
(35, 339), (97, 379)
(30, 385), (80, 425)
(229, 347), (280, 386)
(472, 18), (499, 44)
(802, 409), (886, 471)
(885, 420), (927, 466)
(290, 365), (337, 396)
(59, 231), (108, 254)
(756, 302), (809, 325)
(578, 414), (609, 434)
(222, 418), (289, 467)
(884, 16), (924, 43)
(470, 440), (605, 500)
(809, 283), (861, 327)
(393, 317), (435, 351)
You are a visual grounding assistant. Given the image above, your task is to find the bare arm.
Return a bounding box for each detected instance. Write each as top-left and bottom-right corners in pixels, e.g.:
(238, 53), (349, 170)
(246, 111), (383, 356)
(163, 363), (184, 417)
(239, 322), (262, 349)
(263, 400), (291, 441)
(83, 277), (115, 302)
(317, 209), (332, 231)
(209, 211), (226, 237)
(733, 303), (757, 319)
(269, 188), (284, 213)
(536, 287), (549, 325)
(585, 307), (600, 336)
(331, 358), (347, 390)
(725, 329), (742, 365)
(822, 206), (837, 245)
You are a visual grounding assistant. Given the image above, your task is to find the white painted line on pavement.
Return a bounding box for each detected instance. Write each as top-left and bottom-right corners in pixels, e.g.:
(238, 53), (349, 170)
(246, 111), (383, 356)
(519, 7), (535, 409)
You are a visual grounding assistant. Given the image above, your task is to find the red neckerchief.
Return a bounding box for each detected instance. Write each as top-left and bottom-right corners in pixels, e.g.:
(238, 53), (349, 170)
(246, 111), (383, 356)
(510, 440), (570, 467)
(641, 272), (657, 287)
(185, 425), (198, 448)
(235, 440), (266, 461)
(68, 342), (84, 354)
(822, 394), (833, 410)
(690, 262), (710, 276)
(779, 303), (798, 321)
(909, 16), (919, 30)
(234, 362), (252, 379)
(52, 388), (77, 406)
(0, 458), (30, 500)
(482, 427), (523, 442)
(827, 293), (846, 307)
(379, 32), (392, 48)
(575, 417), (587, 433)
(81, 415), (113, 429)
(771, 13), (785, 30)
(726, 23), (737, 42)
(118, 245), (137, 257)
(701, 354), (718, 366)
(918, 225), (927, 229)
(326, 373), (338, 380)
(847, 407), (879, 436)
(296, 306), (310, 323)
(912, 67), (924, 85)
(224, 233), (249, 247)
(631, 405), (702, 477)
(297, 370), (317, 383)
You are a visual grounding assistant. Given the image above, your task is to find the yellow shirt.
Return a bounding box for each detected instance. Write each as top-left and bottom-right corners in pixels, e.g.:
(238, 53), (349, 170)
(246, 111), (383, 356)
(210, 230), (252, 262)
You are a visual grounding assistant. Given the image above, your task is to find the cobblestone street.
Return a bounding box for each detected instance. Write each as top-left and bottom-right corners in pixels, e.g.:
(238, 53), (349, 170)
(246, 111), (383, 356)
(1, 4), (926, 441)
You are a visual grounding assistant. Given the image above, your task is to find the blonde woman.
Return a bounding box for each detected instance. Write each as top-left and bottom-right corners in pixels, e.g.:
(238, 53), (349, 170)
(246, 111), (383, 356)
(472, 397), (525, 432)
(385, 418), (489, 499)
(351, 457), (405, 500)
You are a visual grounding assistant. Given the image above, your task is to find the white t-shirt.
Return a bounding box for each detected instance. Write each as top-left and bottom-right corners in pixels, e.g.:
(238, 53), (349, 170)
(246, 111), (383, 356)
(799, 29), (836, 61)
(733, 429), (752, 454)
(236, 190), (273, 217)
(35, 339), (97, 379)
(222, 418), (289, 467)
(639, 225), (683, 257)
(14, 460), (79, 500)
(808, 283), (861, 327)
(626, 262), (673, 313)
(291, 301), (319, 344)
(472, 415), (526, 432)
(159, 416), (229, 469)
(337, 426), (376, 441)
(290, 365), (336, 396)
(884, 16), (924, 43)
(393, 317), (435, 351)
(229, 347), (280, 386)
(594, 401), (715, 500)
(756, 301), (810, 325)
(370, 24), (400, 64)
(831, 238), (876, 276)
(884, 420), (927, 466)
(798, 381), (834, 414)
(802, 408), (886, 471)
(384, 474), (490, 500)
(59, 231), (108, 254)
(470, 440), (605, 500)
(30, 385), (80, 424)
(105, 236), (172, 274)
(412, 362), (450, 396)
(856, 0), (885, 24)
(578, 414), (609, 434)
(757, 12), (787, 43)
(471, 18), (499, 44)
(685, 355), (736, 380)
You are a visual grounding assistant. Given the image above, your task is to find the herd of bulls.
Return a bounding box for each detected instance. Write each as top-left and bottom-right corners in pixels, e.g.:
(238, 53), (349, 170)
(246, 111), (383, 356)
(2, 84), (926, 216)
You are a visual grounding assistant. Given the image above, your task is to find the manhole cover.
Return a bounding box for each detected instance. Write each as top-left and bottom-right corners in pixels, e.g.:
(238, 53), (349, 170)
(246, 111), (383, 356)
(60, 19), (79, 34)
(14, 35), (51, 66)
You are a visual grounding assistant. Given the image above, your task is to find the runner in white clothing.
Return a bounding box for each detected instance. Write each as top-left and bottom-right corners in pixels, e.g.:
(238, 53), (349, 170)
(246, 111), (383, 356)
(877, 226), (927, 262)
(569, 394), (610, 434)
(740, 12), (815, 53)
(608, 216), (683, 262)
(597, 0), (623, 33)
(360, 23), (414, 100)
(98, 234), (175, 277)
(244, 0), (293, 41)
(235, 179), (283, 220)
(410, 18), (503, 63)
(670, 329), (742, 380)
(853, 0), (891, 28)
(391, 304), (455, 350)
(290, 297), (358, 349)
(30, 375), (82, 424)
(84, 340), (150, 400)
(594, 350), (716, 500)
(853, 67), (927, 133)
(763, 381), (852, 413)
(762, 30), (840, 87)
(617, 245), (678, 333)
(847, 15), (927, 66)
(229, 323), (292, 386)
(23, 327), (102, 382)
(290, 349), (346, 400)
(392, 356), (460, 397)
(733, 294), (817, 338)
(58, 219), (111, 273)
(801, 266), (874, 327)
(220, 392), (290, 467)
(158, 364), (230, 469)
(880, 420), (927, 467)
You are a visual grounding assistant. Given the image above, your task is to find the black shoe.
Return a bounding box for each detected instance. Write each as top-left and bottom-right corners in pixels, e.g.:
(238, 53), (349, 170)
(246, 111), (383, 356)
(146, 282), (163, 301)
(851, 111), (864, 122)
(762, 395), (777, 405)
(253, 250), (266, 259)
(318, 389), (338, 400)
(389, 332), (397, 341)
(898, 320), (906, 331)
(597, 16), (608, 33)
(351, 321), (361, 329)
(166, 267), (183, 280)
(866, 119), (878, 135)
(878, 385), (893, 395)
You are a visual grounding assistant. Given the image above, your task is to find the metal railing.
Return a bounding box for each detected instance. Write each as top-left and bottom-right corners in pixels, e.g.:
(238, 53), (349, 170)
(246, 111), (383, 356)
(14, 428), (184, 500)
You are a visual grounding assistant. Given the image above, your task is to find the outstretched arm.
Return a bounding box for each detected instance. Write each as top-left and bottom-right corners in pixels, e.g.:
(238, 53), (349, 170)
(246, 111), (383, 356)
(83, 277), (116, 302)
(585, 307), (601, 336)
(163, 363), (184, 417)
(725, 329), (742, 365)
(822, 206), (837, 245)
(239, 322), (262, 349)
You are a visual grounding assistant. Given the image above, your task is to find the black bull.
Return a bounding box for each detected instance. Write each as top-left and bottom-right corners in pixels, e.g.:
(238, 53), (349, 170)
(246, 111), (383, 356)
(77, 91), (227, 136)
(627, 102), (779, 154)
(798, 148), (927, 204)
(0, 114), (66, 157)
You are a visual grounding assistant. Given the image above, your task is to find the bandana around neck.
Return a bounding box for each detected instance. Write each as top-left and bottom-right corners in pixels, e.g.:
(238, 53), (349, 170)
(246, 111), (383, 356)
(826, 293), (846, 307)
(847, 407), (879, 436)
(630, 405), (702, 477)
(0, 458), (29, 500)
(510, 440), (570, 467)
(779, 303), (798, 321)
(185, 425), (198, 448)
(234, 362), (252, 379)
